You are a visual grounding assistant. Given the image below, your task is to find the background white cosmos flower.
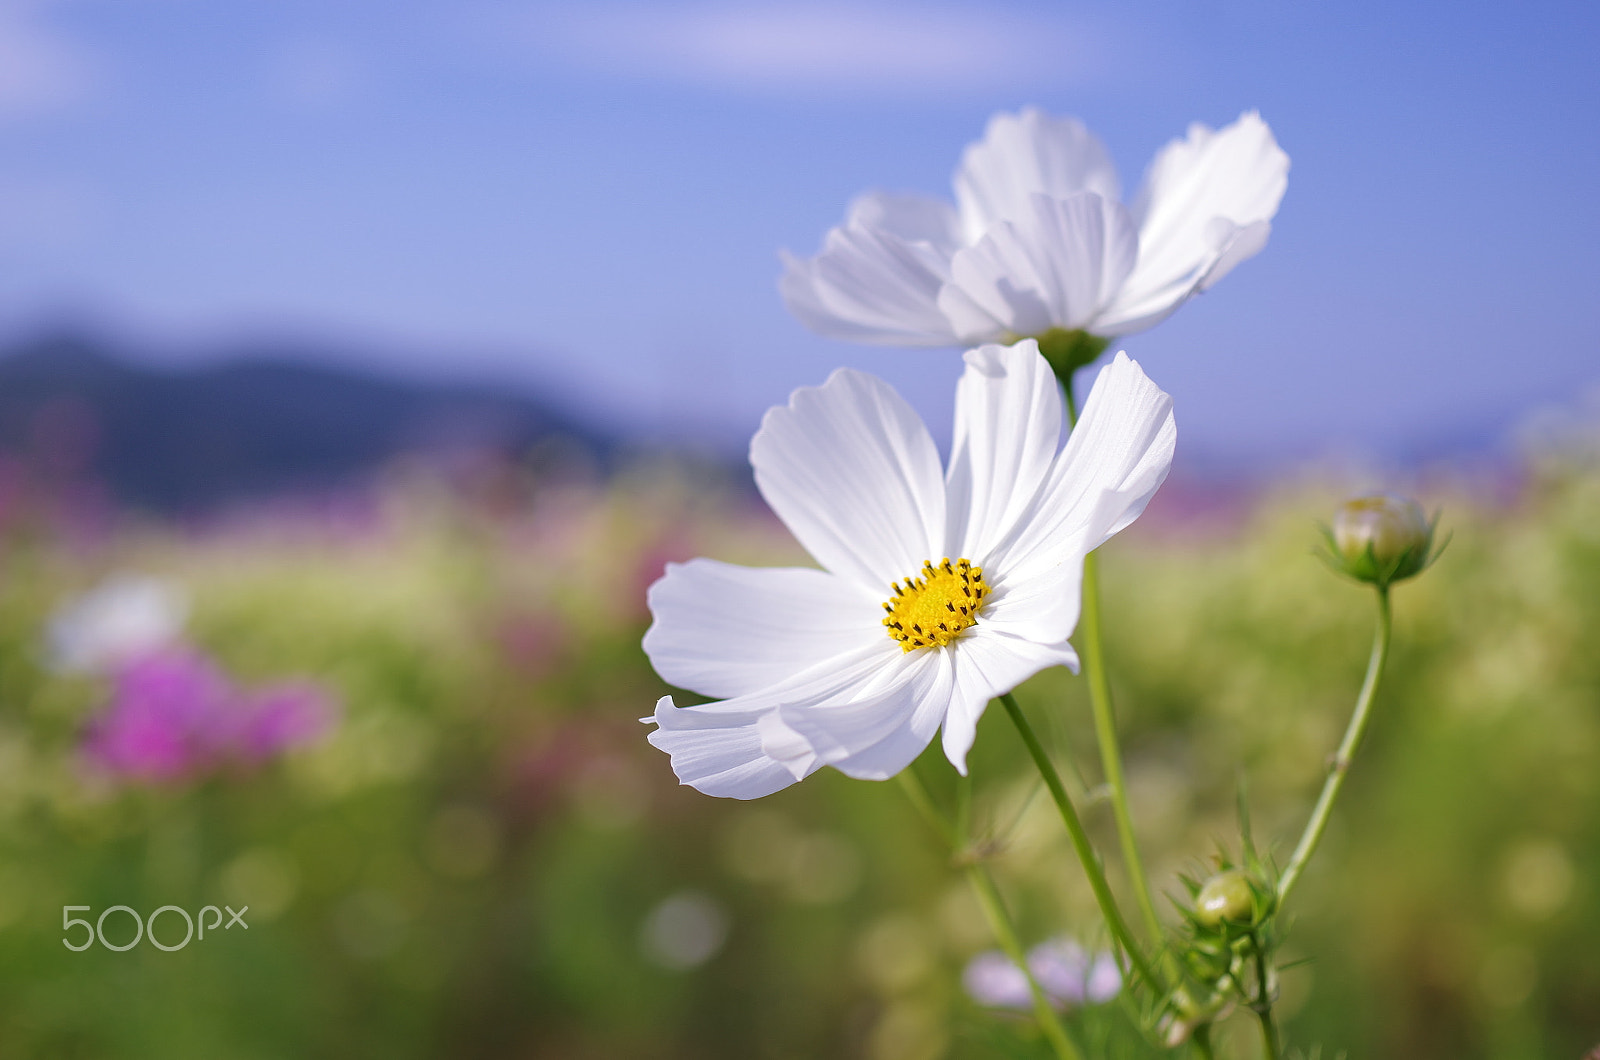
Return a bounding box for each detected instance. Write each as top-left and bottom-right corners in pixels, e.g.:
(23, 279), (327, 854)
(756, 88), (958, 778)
(643, 340), (1175, 799)
(781, 108), (1289, 347)
(47, 573), (189, 674)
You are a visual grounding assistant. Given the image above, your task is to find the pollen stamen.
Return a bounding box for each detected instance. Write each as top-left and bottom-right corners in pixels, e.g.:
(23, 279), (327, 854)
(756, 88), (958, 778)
(881, 557), (990, 652)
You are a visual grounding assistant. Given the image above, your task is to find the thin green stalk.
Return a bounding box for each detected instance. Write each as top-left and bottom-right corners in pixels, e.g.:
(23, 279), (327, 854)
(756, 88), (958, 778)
(956, 768), (973, 845)
(1192, 1024), (1217, 1060)
(1061, 369), (1164, 950)
(998, 692), (1160, 992)
(894, 771), (1084, 1060)
(1081, 550), (1164, 946)
(896, 770), (955, 847)
(965, 864), (1086, 1060)
(1277, 586), (1393, 905)
(1256, 1008), (1283, 1060)
(1061, 374), (1080, 423)
(1249, 930), (1282, 1060)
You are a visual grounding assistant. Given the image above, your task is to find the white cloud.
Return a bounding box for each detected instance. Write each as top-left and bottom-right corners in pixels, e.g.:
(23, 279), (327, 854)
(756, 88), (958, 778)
(502, 2), (1111, 95)
(0, 0), (94, 117)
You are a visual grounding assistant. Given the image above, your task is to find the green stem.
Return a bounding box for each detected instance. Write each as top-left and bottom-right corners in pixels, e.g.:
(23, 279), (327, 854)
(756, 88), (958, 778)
(1257, 1009), (1282, 1060)
(1061, 368), (1164, 951)
(965, 864), (1086, 1060)
(1192, 1024), (1217, 1060)
(956, 768), (973, 845)
(1277, 586), (1393, 905)
(894, 771), (1083, 1060)
(998, 693), (1160, 992)
(1081, 550), (1164, 946)
(896, 770), (955, 847)
(1249, 930), (1282, 1060)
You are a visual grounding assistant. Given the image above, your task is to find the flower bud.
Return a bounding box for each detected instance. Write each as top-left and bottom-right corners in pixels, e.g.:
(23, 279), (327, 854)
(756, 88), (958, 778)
(1328, 494), (1438, 588)
(1194, 869), (1258, 929)
(1158, 987), (1210, 1047)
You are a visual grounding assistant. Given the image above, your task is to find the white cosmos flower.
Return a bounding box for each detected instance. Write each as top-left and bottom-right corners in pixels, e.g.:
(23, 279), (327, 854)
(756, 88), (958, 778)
(781, 108), (1289, 347)
(47, 574), (189, 675)
(643, 340), (1175, 799)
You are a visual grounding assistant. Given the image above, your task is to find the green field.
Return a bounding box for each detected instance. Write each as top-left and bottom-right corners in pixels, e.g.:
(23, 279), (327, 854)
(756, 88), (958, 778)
(1, 448), (1596, 1059)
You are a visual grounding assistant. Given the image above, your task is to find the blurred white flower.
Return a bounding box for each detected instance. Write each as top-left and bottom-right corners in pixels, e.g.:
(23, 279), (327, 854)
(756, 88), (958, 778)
(640, 890), (730, 970)
(962, 949), (1034, 1009)
(643, 341), (1174, 798)
(782, 108), (1288, 346)
(47, 574), (188, 674)
(963, 938), (1122, 1010)
(1029, 938), (1122, 1006)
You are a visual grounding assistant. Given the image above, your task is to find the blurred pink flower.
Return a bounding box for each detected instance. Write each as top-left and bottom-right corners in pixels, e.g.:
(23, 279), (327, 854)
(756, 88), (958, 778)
(233, 680), (340, 762)
(81, 647), (338, 783)
(494, 612), (568, 678)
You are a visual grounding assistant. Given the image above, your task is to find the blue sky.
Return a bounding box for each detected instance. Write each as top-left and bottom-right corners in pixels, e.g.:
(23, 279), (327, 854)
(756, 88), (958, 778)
(1, 0), (1597, 468)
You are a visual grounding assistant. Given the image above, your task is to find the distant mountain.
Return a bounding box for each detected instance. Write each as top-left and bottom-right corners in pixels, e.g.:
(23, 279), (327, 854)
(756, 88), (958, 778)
(0, 332), (617, 512)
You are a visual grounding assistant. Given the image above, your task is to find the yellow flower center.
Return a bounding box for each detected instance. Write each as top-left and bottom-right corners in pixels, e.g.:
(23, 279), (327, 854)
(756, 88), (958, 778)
(881, 557), (990, 652)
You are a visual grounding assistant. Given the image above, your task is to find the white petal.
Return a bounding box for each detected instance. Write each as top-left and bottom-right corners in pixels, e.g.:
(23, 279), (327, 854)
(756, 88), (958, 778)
(941, 626), (1078, 774)
(646, 695), (808, 800)
(779, 220), (960, 347)
(980, 557), (1083, 648)
(751, 368), (947, 594)
(954, 108), (1121, 243)
(990, 352), (1175, 582)
(1096, 112), (1289, 335)
(847, 190), (963, 254)
(939, 192), (1138, 342)
(646, 644), (891, 800)
(643, 559), (881, 700)
(945, 340), (1063, 562)
(778, 646), (951, 781)
(1197, 217), (1272, 293)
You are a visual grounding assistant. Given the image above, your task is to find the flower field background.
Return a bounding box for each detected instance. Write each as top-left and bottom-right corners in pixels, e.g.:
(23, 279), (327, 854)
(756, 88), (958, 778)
(0, 440), (1596, 1060)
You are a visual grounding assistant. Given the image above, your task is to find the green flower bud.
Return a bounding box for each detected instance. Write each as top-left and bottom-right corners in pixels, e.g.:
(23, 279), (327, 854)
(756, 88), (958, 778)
(1194, 869), (1258, 929)
(1327, 494), (1440, 588)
